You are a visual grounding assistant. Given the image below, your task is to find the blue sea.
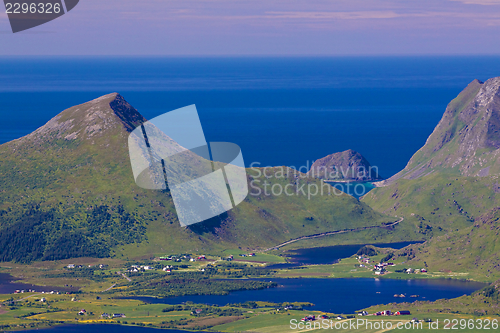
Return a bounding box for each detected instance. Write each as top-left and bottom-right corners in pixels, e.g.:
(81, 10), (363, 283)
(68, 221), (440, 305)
(1, 56), (500, 178)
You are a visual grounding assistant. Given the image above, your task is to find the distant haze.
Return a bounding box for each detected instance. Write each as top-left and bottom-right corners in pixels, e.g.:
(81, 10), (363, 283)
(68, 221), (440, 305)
(1, 0), (500, 55)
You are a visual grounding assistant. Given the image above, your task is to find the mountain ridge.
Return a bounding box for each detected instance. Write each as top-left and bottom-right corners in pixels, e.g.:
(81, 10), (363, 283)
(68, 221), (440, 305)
(376, 77), (500, 187)
(0, 93), (395, 262)
(363, 76), (500, 246)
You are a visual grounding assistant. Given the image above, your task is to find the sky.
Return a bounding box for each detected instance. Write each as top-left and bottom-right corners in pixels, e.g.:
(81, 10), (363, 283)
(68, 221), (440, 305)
(1, 0), (500, 55)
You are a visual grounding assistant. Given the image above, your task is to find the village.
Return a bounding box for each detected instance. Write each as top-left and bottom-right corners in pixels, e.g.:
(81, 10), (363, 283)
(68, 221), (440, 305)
(299, 309), (413, 322)
(46, 250), (436, 322)
(356, 255), (427, 276)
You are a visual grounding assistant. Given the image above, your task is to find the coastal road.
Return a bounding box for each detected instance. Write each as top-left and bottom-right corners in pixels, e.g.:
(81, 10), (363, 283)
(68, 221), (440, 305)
(264, 217), (404, 251)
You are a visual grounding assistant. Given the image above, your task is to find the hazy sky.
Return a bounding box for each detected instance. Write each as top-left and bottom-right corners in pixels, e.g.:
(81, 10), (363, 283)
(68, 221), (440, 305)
(2, 0), (500, 55)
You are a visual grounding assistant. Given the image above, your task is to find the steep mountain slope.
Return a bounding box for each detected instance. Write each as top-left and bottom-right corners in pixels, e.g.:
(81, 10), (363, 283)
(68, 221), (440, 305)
(380, 77), (500, 184)
(363, 77), (500, 234)
(0, 93), (394, 262)
(307, 149), (382, 181)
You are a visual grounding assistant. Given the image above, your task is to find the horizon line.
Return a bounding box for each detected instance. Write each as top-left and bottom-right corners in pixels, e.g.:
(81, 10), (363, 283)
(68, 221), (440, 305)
(1, 54), (500, 58)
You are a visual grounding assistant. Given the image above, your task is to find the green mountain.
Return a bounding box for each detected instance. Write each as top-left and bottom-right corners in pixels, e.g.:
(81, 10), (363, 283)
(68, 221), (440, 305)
(0, 93), (393, 262)
(307, 149), (382, 181)
(380, 77), (500, 183)
(363, 77), (500, 235)
(361, 77), (500, 280)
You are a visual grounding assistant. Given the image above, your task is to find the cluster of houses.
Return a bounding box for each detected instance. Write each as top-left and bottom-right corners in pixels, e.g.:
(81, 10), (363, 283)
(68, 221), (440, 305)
(357, 255), (428, 276)
(67, 264), (108, 269)
(371, 310), (411, 316)
(403, 268), (427, 274)
(302, 314), (350, 322)
(225, 253), (257, 261)
(14, 289), (41, 294)
(127, 265), (154, 272)
(276, 305), (295, 312)
(292, 310), (414, 323)
(101, 313), (126, 318)
(301, 315), (317, 322)
(159, 254), (207, 262)
(374, 262), (395, 275)
(15, 289), (61, 295)
(359, 256), (371, 264)
(127, 264), (184, 273)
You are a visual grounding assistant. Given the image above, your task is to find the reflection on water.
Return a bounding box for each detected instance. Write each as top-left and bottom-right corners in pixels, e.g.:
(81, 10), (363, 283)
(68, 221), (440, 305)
(131, 277), (486, 314)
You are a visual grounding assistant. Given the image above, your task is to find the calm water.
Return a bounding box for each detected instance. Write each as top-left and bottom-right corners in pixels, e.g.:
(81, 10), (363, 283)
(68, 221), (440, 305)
(132, 278), (486, 314)
(0, 272), (77, 294)
(2, 56), (500, 178)
(282, 241), (423, 266)
(326, 181), (376, 199)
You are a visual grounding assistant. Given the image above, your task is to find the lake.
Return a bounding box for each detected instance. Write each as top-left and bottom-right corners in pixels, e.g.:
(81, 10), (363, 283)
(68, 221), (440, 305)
(282, 241), (423, 266)
(18, 324), (194, 333)
(131, 277), (486, 314)
(0, 272), (77, 294)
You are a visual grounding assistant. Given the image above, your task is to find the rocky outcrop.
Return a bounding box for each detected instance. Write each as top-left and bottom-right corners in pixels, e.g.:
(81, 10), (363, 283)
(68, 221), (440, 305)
(307, 149), (382, 181)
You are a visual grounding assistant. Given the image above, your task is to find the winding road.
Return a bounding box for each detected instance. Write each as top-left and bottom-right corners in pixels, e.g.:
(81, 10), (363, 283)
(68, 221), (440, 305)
(264, 217), (404, 251)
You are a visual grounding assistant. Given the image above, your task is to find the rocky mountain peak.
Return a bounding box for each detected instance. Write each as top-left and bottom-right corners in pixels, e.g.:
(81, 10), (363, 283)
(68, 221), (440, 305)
(21, 93), (145, 145)
(379, 76), (500, 186)
(307, 149), (382, 181)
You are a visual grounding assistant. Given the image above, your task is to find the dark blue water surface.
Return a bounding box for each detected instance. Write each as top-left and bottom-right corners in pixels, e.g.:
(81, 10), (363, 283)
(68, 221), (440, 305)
(2, 56), (500, 178)
(282, 241), (424, 266)
(0, 273), (77, 294)
(18, 324), (192, 333)
(131, 278), (486, 314)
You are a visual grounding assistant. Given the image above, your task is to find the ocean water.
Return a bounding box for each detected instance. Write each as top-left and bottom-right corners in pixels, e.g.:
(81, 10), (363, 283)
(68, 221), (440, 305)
(1, 56), (500, 178)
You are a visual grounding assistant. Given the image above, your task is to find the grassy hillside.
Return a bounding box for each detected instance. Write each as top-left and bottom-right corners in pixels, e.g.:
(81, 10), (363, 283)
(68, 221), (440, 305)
(0, 93), (397, 262)
(375, 207), (500, 282)
(363, 173), (500, 236)
(363, 77), (500, 235)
